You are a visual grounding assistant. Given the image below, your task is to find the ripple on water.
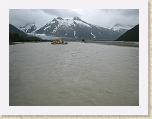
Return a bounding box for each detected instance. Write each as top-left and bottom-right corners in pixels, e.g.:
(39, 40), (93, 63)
(9, 42), (139, 106)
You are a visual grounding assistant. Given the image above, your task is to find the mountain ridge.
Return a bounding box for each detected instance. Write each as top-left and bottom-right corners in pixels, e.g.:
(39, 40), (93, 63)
(115, 24), (139, 42)
(19, 17), (136, 40)
(9, 24), (43, 42)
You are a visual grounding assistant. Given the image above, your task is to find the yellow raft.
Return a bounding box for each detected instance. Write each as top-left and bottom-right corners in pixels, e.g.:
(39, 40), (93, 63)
(51, 39), (68, 44)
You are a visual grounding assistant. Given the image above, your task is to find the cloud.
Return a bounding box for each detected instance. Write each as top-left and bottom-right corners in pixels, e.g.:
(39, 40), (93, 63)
(88, 9), (139, 27)
(9, 9), (53, 28)
(42, 9), (80, 18)
(121, 9), (139, 16)
(9, 9), (81, 28)
(9, 9), (139, 28)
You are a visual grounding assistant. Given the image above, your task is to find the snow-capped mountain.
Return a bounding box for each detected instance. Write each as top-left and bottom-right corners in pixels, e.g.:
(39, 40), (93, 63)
(34, 17), (126, 40)
(20, 22), (37, 33)
(20, 17), (134, 40)
(110, 24), (135, 32)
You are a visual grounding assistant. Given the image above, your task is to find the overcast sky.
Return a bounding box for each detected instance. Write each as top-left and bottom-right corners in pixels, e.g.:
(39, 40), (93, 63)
(9, 9), (139, 28)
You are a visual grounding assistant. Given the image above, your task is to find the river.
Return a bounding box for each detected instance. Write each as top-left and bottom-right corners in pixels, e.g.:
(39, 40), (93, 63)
(9, 42), (139, 106)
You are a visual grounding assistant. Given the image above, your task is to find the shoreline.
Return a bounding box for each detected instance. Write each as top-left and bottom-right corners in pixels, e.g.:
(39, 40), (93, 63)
(9, 40), (139, 47)
(91, 41), (139, 47)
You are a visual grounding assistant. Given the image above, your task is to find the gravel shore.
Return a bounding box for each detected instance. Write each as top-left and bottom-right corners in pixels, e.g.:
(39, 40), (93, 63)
(91, 41), (139, 47)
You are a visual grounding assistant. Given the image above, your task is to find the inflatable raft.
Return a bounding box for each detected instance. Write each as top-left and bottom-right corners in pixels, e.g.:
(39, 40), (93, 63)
(51, 39), (68, 44)
(51, 42), (68, 44)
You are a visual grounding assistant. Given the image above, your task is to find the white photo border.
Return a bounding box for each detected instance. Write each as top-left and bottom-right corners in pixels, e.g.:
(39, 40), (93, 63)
(0, 0), (148, 115)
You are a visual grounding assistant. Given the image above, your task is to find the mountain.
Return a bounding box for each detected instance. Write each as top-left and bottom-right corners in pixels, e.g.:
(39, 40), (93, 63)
(31, 17), (128, 40)
(110, 24), (134, 31)
(9, 24), (29, 37)
(9, 24), (42, 42)
(109, 24), (135, 35)
(115, 24), (139, 42)
(20, 22), (37, 33)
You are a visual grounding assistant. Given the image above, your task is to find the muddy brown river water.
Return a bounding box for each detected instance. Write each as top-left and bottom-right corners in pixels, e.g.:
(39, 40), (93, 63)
(9, 42), (139, 106)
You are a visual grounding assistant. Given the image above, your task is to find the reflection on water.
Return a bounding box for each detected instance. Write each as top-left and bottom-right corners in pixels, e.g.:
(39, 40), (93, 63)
(9, 42), (139, 106)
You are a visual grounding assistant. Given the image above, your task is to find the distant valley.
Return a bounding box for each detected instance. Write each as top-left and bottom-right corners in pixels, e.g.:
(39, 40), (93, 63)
(9, 17), (138, 42)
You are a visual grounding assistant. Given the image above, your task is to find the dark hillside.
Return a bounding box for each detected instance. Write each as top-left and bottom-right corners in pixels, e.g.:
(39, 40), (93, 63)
(115, 24), (139, 42)
(9, 24), (42, 42)
(9, 24), (29, 37)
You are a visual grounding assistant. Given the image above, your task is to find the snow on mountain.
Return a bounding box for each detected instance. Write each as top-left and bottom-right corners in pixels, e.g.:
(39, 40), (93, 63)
(20, 22), (37, 33)
(20, 22), (45, 34)
(110, 24), (135, 31)
(20, 17), (132, 40)
(35, 17), (97, 39)
(74, 20), (91, 28)
(91, 32), (96, 39)
(39, 17), (91, 33)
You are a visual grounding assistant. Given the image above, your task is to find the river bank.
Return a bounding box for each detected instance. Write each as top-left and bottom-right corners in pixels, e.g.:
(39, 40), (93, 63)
(91, 41), (139, 47)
